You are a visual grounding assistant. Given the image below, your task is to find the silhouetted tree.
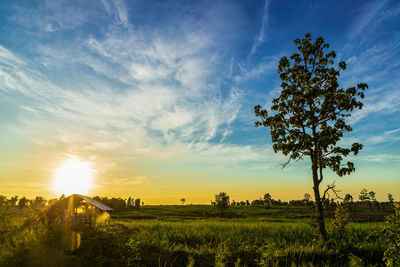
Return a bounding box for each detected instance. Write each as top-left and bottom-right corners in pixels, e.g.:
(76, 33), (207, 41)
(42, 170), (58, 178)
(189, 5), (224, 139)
(368, 191), (376, 202)
(135, 198), (141, 208)
(255, 33), (367, 240)
(33, 196), (47, 209)
(7, 196), (18, 207)
(343, 194), (353, 204)
(180, 198), (186, 205)
(388, 193), (394, 203)
(264, 193), (272, 208)
(18, 197), (28, 211)
(0, 195), (6, 207)
(126, 197), (135, 208)
(359, 189), (369, 202)
(303, 193), (312, 206)
(215, 192), (230, 215)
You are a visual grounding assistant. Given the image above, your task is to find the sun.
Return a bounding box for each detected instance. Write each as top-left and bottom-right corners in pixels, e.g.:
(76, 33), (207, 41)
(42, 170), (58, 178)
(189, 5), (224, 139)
(53, 156), (95, 196)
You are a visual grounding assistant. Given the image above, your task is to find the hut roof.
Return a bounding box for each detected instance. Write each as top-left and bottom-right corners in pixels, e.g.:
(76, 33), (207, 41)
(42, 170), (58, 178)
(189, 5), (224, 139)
(72, 194), (113, 211)
(47, 194), (113, 212)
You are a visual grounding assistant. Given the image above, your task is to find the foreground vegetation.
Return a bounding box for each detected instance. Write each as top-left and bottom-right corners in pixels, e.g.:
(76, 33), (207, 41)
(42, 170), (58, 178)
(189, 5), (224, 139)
(0, 204), (399, 266)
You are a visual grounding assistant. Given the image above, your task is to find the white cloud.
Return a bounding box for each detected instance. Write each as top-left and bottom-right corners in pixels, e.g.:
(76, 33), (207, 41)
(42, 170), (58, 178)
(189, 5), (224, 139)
(365, 128), (400, 145)
(347, 0), (389, 38)
(44, 23), (56, 32)
(360, 154), (400, 163)
(249, 0), (271, 57)
(234, 60), (275, 82)
(0, 0), (256, 172)
(385, 128), (400, 135)
(338, 43), (400, 125)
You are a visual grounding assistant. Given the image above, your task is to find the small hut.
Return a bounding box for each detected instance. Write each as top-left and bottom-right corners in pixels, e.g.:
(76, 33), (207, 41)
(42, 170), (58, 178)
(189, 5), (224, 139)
(45, 194), (113, 225)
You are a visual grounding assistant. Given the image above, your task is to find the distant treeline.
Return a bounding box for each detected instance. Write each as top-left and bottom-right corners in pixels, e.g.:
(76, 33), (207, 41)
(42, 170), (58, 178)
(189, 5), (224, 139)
(211, 189), (396, 211)
(0, 188), (396, 212)
(0, 194), (143, 211)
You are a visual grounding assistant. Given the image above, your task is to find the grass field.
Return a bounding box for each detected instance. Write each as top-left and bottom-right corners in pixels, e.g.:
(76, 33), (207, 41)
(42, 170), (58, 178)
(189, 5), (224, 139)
(0, 205), (396, 266)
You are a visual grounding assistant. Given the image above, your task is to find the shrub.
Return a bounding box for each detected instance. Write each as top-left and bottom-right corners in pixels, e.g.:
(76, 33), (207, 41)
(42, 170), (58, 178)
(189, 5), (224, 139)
(383, 203), (400, 266)
(330, 205), (351, 242)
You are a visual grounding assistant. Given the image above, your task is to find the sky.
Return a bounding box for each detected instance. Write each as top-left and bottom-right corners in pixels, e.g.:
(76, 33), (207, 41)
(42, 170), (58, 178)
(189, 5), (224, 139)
(0, 0), (399, 204)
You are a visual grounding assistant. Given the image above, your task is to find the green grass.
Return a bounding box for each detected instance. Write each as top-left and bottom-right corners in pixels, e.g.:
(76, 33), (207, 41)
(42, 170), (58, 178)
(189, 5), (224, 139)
(113, 205), (314, 222)
(0, 205), (393, 266)
(112, 218), (386, 266)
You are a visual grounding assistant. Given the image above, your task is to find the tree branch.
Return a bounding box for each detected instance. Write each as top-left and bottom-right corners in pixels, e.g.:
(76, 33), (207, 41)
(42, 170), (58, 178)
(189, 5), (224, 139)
(321, 181), (342, 202)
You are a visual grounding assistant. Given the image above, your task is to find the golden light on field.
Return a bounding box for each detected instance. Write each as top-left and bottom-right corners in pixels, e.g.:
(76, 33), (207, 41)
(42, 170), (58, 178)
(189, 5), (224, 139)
(53, 156), (95, 196)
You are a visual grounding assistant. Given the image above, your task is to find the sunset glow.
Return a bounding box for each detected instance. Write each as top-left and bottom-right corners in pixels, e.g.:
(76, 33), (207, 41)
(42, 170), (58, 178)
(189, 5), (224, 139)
(53, 157), (95, 196)
(0, 0), (399, 203)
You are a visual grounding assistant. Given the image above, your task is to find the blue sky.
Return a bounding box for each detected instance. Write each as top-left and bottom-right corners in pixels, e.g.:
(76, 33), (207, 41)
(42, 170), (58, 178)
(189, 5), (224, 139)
(0, 0), (399, 203)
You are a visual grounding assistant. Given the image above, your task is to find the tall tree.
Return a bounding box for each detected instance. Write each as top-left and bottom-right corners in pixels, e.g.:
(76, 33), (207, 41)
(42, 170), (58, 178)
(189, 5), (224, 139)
(255, 33), (367, 240)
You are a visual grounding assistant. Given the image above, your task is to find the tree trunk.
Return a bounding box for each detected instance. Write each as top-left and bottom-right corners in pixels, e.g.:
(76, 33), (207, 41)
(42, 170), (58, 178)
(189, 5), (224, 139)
(312, 159), (327, 240)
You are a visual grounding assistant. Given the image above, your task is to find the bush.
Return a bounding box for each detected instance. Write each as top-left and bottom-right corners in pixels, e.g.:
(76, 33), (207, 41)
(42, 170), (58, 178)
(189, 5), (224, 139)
(330, 205), (351, 242)
(383, 203), (400, 266)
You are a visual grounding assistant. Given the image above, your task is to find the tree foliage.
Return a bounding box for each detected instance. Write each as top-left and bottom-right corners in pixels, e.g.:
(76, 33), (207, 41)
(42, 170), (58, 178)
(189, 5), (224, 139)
(263, 193), (272, 208)
(255, 33), (367, 240)
(33, 196), (47, 210)
(18, 197), (28, 210)
(384, 203), (400, 266)
(343, 193), (353, 204)
(215, 192), (230, 215)
(255, 33), (366, 176)
(359, 189), (370, 202)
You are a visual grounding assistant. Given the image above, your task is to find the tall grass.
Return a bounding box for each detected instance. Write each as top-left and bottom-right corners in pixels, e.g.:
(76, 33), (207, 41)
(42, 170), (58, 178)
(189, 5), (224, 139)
(0, 207), (389, 266)
(116, 219), (386, 266)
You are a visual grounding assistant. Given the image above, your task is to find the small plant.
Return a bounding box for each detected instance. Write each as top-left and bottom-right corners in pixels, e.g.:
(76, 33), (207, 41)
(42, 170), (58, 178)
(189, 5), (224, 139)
(383, 203), (400, 266)
(330, 204), (351, 242)
(308, 212), (320, 241)
(215, 243), (231, 267)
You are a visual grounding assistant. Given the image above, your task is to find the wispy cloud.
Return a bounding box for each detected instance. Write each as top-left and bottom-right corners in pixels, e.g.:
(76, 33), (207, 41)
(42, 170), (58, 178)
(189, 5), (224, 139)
(249, 0), (271, 58)
(360, 154), (400, 163)
(234, 59), (276, 82)
(338, 42), (400, 125)
(347, 0), (389, 38)
(101, 0), (129, 26)
(0, 0), (273, 181)
(365, 128), (400, 145)
(2, 0), (399, 199)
